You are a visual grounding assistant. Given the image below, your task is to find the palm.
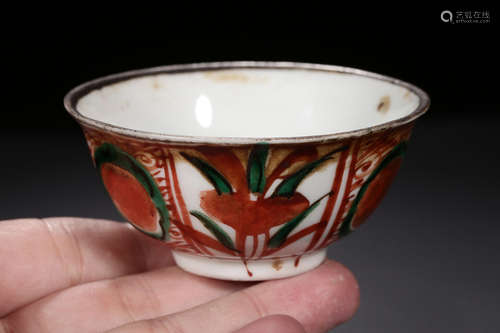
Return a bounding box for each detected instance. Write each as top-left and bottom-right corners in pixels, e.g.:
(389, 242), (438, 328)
(0, 218), (358, 333)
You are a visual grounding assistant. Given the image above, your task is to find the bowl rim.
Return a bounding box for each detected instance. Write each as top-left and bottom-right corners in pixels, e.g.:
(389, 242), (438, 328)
(64, 61), (430, 145)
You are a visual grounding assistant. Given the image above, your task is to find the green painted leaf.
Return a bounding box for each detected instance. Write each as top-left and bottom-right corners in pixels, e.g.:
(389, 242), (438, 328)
(268, 192), (332, 248)
(94, 142), (170, 240)
(272, 145), (348, 198)
(180, 152), (233, 195)
(338, 141), (408, 237)
(247, 143), (269, 193)
(190, 210), (238, 251)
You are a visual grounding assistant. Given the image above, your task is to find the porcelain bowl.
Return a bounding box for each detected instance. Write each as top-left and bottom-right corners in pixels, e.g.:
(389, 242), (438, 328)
(64, 62), (429, 280)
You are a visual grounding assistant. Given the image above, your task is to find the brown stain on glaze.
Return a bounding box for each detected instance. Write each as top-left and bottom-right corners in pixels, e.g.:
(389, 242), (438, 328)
(152, 80), (161, 89)
(272, 259), (283, 271)
(233, 148), (250, 172)
(377, 95), (391, 113)
(204, 71), (250, 83)
(312, 145), (344, 173)
(264, 148), (293, 178)
(263, 147), (318, 193)
(270, 144), (341, 182)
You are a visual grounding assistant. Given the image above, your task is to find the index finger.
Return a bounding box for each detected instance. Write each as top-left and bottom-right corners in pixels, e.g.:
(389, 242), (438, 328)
(0, 217), (174, 316)
(107, 260), (360, 333)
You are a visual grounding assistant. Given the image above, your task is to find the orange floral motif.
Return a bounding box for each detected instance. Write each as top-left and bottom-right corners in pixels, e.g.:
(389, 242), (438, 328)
(83, 124), (413, 274)
(180, 144), (346, 264)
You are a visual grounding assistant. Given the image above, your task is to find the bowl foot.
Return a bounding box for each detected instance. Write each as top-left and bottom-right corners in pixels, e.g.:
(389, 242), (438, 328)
(172, 249), (327, 281)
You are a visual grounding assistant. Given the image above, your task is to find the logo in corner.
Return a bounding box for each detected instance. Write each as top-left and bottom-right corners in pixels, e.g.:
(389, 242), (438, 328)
(441, 10), (453, 23)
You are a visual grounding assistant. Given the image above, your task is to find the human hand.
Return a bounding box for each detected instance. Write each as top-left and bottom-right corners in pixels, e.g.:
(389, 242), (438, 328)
(0, 218), (359, 333)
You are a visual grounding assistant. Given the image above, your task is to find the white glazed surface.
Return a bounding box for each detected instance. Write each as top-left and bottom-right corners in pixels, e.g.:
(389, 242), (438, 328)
(172, 249), (327, 281)
(77, 68), (420, 138)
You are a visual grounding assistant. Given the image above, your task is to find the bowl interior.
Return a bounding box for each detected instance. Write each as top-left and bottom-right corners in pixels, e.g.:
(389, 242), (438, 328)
(75, 67), (421, 138)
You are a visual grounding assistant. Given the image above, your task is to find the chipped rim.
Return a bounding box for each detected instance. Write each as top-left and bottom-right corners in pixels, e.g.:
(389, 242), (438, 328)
(64, 61), (430, 145)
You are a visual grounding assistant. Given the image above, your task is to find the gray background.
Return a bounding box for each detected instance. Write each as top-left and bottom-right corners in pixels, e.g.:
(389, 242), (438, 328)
(3, 10), (499, 332)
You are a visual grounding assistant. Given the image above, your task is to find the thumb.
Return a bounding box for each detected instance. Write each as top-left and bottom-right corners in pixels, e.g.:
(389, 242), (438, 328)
(234, 315), (306, 333)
